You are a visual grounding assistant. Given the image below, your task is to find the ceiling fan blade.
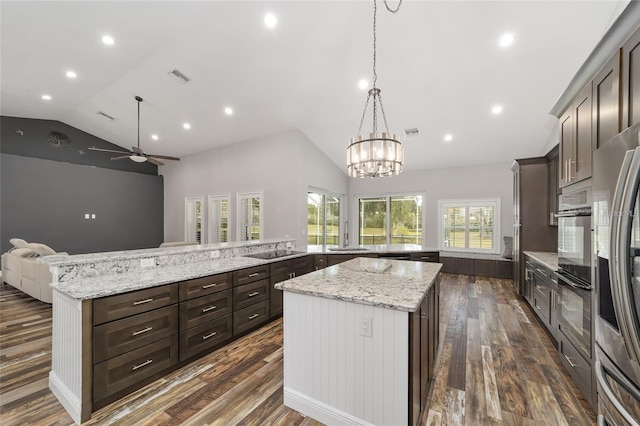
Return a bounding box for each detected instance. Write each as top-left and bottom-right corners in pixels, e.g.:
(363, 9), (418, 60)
(88, 146), (131, 155)
(146, 154), (180, 161)
(110, 155), (130, 161)
(147, 157), (164, 166)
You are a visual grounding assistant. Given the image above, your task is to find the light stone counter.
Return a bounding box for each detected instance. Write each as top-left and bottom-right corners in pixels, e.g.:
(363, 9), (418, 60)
(275, 257), (442, 312)
(524, 251), (558, 270)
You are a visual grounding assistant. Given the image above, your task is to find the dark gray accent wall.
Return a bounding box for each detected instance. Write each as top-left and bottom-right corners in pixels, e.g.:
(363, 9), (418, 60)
(1, 116), (158, 175)
(1, 153), (164, 255)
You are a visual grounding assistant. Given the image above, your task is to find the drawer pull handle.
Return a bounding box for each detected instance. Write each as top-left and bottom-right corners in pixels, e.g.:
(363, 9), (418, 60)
(202, 283), (217, 289)
(248, 291), (260, 297)
(535, 285), (543, 290)
(202, 331), (217, 340)
(132, 326), (153, 336)
(202, 305), (217, 313)
(248, 314), (259, 320)
(132, 359), (153, 371)
(133, 298), (154, 306)
(564, 354), (579, 368)
(248, 272), (260, 278)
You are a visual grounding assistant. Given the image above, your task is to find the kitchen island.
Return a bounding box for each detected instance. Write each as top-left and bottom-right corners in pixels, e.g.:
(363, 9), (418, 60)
(276, 257), (442, 426)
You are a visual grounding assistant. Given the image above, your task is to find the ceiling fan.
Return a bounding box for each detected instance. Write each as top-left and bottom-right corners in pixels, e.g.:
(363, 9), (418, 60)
(89, 96), (180, 165)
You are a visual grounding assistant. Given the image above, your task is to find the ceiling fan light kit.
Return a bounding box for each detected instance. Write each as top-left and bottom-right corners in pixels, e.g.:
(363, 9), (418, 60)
(347, 0), (403, 178)
(88, 95), (180, 165)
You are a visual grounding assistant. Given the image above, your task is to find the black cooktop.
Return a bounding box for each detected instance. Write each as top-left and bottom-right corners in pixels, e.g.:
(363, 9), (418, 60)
(244, 250), (305, 260)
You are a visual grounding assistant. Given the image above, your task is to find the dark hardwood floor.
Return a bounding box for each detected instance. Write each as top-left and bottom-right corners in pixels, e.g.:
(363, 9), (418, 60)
(0, 274), (596, 425)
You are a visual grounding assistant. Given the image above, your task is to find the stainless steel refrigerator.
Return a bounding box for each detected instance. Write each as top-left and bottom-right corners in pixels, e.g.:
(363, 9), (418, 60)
(593, 122), (640, 425)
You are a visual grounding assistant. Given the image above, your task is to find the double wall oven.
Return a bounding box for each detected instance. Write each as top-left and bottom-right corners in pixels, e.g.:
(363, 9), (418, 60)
(557, 187), (593, 360)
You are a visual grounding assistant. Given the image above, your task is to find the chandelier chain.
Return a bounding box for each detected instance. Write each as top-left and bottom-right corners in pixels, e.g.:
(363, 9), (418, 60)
(378, 92), (391, 134)
(384, 0), (403, 13)
(357, 93), (372, 135)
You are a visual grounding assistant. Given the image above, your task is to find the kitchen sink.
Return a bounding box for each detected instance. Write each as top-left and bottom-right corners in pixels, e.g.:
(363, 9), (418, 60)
(243, 250), (306, 260)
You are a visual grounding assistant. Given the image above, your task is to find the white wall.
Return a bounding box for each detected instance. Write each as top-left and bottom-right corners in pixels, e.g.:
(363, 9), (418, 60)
(161, 129), (348, 249)
(347, 162), (514, 251)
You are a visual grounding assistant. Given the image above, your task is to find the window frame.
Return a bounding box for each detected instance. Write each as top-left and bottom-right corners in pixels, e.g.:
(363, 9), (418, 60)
(208, 193), (230, 244)
(354, 192), (425, 246)
(184, 195), (204, 244)
(307, 188), (343, 249)
(236, 190), (263, 242)
(437, 198), (501, 254)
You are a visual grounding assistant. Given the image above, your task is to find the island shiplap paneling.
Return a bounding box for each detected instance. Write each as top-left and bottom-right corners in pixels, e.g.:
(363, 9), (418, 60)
(48, 290), (84, 424)
(282, 292), (408, 425)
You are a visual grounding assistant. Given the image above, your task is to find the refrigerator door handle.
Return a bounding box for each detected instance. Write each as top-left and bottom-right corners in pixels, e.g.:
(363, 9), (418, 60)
(616, 146), (640, 362)
(595, 360), (640, 426)
(610, 149), (637, 361)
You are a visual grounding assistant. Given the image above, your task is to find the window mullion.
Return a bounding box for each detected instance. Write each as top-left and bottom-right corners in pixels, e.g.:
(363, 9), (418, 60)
(465, 205), (470, 249)
(386, 196), (391, 245)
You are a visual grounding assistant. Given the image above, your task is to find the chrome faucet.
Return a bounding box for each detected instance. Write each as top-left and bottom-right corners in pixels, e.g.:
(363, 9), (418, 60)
(343, 220), (349, 247)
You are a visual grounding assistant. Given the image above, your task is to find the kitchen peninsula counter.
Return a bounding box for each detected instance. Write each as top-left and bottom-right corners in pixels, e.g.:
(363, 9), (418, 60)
(277, 257), (442, 426)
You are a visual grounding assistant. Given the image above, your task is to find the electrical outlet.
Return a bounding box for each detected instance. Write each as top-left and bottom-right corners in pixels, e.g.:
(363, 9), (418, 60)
(210, 251), (220, 259)
(140, 258), (155, 268)
(360, 317), (372, 338)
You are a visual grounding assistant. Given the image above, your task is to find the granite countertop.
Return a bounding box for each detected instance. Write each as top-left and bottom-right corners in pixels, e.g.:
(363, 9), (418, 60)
(524, 251), (558, 271)
(306, 244), (439, 254)
(51, 251), (308, 300)
(275, 257), (442, 312)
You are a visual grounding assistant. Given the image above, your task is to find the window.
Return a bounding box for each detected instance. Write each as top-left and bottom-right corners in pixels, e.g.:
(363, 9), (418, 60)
(208, 194), (229, 243)
(237, 191), (262, 241)
(308, 192), (341, 247)
(438, 199), (500, 253)
(185, 196), (204, 244)
(357, 195), (423, 245)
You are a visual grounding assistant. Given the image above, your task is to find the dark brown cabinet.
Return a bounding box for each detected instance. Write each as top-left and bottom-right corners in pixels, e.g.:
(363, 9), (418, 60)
(560, 84), (593, 187)
(592, 52), (620, 149)
(409, 276), (440, 425)
(269, 256), (314, 318)
(622, 25), (640, 129)
(313, 254), (328, 270)
(524, 255), (559, 342)
(547, 147), (560, 226)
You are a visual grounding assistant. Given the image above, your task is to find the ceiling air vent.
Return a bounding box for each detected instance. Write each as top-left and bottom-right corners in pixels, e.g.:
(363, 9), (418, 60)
(168, 68), (191, 84)
(96, 111), (115, 121)
(404, 128), (420, 137)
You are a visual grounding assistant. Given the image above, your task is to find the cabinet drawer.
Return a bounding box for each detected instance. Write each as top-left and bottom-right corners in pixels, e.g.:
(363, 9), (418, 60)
(314, 254), (328, 270)
(94, 284), (178, 325)
(179, 289), (232, 331)
(179, 315), (232, 361)
(410, 252), (439, 263)
(233, 300), (270, 336)
(559, 334), (591, 398)
(533, 287), (550, 323)
(233, 279), (269, 311)
(94, 305), (178, 364)
(179, 273), (231, 301)
(270, 260), (289, 277)
(233, 264), (269, 287)
(290, 255), (312, 271)
(93, 335), (179, 402)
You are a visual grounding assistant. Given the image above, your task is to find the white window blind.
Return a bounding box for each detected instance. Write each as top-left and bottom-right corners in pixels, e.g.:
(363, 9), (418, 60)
(438, 199), (500, 253)
(208, 194), (229, 244)
(237, 191), (262, 242)
(185, 196), (204, 244)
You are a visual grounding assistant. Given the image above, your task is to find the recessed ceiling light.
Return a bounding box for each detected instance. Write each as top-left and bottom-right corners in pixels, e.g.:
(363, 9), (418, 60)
(151, 134), (159, 141)
(358, 79), (369, 90)
(41, 94), (52, 100)
(224, 107), (233, 115)
(183, 123), (191, 130)
(444, 134), (453, 142)
(499, 32), (515, 48)
(264, 13), (277, 28)
(491, 105), (503, 115)
(65, 70), (77, 79)
(102, 35), (115, 45)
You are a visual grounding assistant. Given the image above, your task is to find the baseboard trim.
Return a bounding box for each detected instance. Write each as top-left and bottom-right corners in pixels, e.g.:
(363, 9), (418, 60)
(49, 371), (81, 424)
(283, 387), (374, 426)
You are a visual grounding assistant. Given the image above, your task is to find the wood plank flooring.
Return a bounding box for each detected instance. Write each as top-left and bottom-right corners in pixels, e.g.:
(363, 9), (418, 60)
(0, 274), (596, 425)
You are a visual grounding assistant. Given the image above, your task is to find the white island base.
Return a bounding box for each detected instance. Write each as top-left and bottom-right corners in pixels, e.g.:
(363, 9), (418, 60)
(283, 291), (409, 425)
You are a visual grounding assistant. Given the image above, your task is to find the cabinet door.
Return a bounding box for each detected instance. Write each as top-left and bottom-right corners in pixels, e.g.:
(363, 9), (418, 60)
(559, 108), (573, 188)
(592, 52), (620, 149)
(548, 155), (558, 225)
(573, 84), (593, 183)
(622, 26), (640, 129)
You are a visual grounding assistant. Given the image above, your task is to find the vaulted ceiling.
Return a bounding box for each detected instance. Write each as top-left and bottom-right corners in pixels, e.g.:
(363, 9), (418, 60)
(0, 1), (629, 172)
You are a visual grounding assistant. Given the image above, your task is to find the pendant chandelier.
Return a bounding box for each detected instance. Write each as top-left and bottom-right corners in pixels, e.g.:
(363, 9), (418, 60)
(347, 0), (404, 178)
